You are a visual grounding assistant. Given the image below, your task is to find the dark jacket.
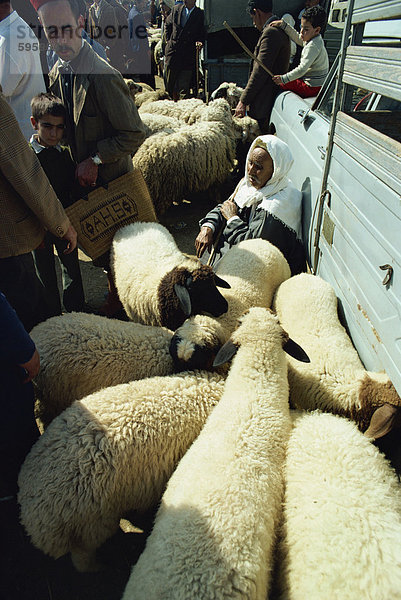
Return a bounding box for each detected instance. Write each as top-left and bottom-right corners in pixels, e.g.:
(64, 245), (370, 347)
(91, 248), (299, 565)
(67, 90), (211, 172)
(0, 292), (39, 494)
(164, 4), (205, 71)
(200, 202), (306, 276)
(241, 16), (290, 122)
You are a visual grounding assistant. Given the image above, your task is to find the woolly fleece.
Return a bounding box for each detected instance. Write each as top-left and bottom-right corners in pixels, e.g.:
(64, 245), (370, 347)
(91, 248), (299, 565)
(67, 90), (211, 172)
(273, 273), (401, 431)
(112, 222), (205, 327)
(124, 307), (292, 600)
(18, 370), (225, 572)
(30, 312), (173, 426)
(277, 411), (401, 600)
(171, 238), (291, 369)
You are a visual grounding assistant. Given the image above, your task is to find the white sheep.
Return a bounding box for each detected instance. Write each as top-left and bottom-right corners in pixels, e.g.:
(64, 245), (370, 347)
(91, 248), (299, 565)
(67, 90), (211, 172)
(277, 410), (401, 600)
(139, 112), (182, 137)
(138, 97), (205, 122)
(111, 222), (230, 330)
(210, 81), (244, 109)
(133, 119), (237, 215)
(30, 312), (174, 427)
(273, 273), (401, 438)
(124, 79), (170, 108)
(122, 307), (309, 600)
(18, 369), (226, 573)
(170, 238), (291, 370)
(134, 98), (260, 214)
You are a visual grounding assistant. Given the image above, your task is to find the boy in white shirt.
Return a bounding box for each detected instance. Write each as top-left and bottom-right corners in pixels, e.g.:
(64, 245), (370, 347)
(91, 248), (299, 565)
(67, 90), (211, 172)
(271, 5), (329, 98)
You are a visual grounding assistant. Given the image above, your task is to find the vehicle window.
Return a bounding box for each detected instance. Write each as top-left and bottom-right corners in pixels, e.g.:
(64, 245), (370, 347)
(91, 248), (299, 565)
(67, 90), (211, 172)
(315, 74), (336, 120)
(345, 84), (401, 143)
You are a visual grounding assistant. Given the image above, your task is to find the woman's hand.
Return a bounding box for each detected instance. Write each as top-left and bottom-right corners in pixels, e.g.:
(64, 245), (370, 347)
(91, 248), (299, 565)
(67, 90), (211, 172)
(220, 200), (238, 220)
(195, 226), (213, 258)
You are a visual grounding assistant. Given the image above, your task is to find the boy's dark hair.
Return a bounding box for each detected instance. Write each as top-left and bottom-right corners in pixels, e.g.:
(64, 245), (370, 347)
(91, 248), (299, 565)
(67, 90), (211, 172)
(31, 92), (66, 122)
(247, 0), (273, 15)
(302, 5), (327, 30)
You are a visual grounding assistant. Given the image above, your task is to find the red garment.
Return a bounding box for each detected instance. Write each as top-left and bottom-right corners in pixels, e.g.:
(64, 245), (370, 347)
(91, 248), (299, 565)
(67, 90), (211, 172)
(279, 79), (321, 98)
(30, 0), (52, 11)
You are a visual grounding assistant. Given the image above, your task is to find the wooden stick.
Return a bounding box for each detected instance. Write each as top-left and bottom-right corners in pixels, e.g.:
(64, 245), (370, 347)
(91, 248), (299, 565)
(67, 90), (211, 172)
(195, 45), (200, 98)
(223, 20), (275, 78)
(206, 226), (223, 266)
(206, 180), (243, 267)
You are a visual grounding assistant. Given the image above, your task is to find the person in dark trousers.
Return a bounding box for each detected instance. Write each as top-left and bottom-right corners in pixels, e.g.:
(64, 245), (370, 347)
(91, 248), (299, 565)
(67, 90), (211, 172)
(0, 292), (40, 502)
(30, 92), (85, 316)
(234, 0), (290, 133)
(0, 89), (77, 332)
(164, 0), (205, 100)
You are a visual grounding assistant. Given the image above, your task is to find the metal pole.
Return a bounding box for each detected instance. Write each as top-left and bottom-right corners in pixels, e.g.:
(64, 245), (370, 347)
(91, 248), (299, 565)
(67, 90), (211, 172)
(312, 0), (356, 274)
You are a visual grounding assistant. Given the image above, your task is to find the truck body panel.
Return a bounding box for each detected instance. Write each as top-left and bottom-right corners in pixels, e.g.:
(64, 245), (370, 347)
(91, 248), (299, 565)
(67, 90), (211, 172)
(270, 0), (401, 394)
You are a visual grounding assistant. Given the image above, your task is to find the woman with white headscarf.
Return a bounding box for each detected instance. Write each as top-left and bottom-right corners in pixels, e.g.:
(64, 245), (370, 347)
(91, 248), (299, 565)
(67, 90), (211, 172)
(195, 135), (306, 275)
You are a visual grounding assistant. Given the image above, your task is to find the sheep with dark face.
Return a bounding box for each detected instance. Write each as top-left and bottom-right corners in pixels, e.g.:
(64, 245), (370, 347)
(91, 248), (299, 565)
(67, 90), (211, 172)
(111, 222), (230, 330)
(273, 273), (401, 439)
(123, 308), (309, 600)
(169, 238), (291, 371)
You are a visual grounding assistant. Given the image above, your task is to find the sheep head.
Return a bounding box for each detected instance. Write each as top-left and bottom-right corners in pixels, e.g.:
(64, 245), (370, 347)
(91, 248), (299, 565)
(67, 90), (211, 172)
(213, 308), (310, 367)
(157, 265), (230, 331)
(358, 374), (401, 439)
(210, 82), (244, 110)
(169, 314), (226, 372)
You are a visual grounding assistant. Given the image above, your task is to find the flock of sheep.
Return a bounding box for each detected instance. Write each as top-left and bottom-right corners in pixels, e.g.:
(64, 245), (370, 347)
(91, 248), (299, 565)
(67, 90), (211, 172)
(17, 220), (401, 599)
(124, 81), (259, 215)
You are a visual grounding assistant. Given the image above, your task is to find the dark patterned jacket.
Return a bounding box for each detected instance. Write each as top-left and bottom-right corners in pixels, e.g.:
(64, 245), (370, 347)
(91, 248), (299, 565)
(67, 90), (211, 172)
(164, 4), (205, 72)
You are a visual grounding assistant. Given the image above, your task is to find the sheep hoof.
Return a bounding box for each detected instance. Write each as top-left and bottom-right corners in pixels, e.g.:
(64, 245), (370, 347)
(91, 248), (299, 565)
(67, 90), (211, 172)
(71, 548), (100, 572)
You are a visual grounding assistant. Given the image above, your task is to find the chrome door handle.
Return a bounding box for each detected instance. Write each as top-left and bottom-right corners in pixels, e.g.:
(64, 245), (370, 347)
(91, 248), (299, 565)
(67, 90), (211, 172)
(318, 145), (326, 159)
(298, 109), (310, 124)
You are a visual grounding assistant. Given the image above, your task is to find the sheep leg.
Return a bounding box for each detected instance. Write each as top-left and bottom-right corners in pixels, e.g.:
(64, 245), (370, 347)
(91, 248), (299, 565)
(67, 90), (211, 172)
(70, 546), (100, 573)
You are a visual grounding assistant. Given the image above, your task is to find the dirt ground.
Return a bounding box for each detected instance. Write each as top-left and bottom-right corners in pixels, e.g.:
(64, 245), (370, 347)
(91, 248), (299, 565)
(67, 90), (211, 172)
(1, 180), (238, 600)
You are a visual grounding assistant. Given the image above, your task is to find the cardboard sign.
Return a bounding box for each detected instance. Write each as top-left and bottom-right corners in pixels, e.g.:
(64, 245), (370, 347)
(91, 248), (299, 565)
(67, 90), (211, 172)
(66, 169), (157, 259)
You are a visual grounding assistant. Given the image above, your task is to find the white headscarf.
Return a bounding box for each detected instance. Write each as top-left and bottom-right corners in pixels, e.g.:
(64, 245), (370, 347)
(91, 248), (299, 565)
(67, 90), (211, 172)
(233, 135), (303, 239)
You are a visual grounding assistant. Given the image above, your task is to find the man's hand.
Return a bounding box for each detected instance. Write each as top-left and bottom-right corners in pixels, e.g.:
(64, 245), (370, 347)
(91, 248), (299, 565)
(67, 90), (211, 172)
(195, 226), (213, 258)
(19, 348), (40, 383)
(76, 157), (99, 187)
(63, 224), (78, 254)
(220, 200), (238, 220)
(234, 100), (246, 118)
(269, 19), (283, 28)
(272, 74), (283, 85)
(195, 41), (203, 49)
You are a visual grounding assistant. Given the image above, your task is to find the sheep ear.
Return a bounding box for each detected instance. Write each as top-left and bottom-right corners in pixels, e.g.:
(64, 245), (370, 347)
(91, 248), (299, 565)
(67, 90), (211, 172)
(213, 340), (238, 367)
(283, 338), (310, 363)
(214, 275), (231, 289)
(364, 404), (400, 440)
(174, 283), (192, 317)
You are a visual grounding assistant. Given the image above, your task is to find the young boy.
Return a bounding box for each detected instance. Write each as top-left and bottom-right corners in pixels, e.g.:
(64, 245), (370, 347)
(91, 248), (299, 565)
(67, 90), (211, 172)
(271, 6), (329, 98)
(30, 92), (85, 316)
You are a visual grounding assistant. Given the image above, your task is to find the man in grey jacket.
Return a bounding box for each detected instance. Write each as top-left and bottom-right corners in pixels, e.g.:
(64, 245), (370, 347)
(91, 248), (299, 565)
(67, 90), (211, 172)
(234, 0), (290, 132)
(34, 0), (146, 314)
